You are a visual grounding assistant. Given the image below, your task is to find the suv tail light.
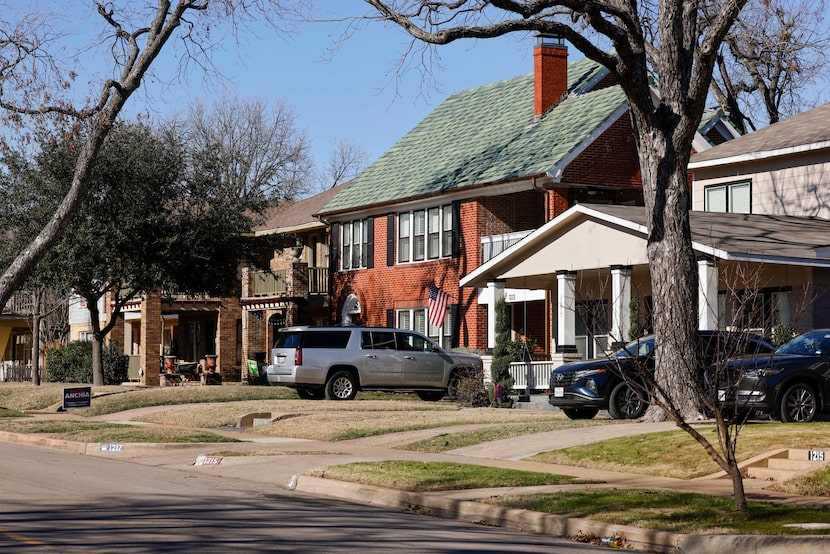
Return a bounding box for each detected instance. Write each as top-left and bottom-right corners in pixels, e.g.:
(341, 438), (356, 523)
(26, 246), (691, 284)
(295, 348), (302, 366)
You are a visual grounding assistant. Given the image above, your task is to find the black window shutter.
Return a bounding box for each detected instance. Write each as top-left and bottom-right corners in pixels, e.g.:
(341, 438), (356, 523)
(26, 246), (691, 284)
(451, 201), (461, 258)
(386, 214), (395, 266)
(386, 309), (395, 328)
(366, 217), (375, 269)
(450, 304), (460, 348)
(330, 224), (340, 272)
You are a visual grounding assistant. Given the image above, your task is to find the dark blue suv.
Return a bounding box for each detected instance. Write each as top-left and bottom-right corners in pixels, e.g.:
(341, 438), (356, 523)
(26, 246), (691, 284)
(549, 331), (774, 420)
(720, 329), (830, 423)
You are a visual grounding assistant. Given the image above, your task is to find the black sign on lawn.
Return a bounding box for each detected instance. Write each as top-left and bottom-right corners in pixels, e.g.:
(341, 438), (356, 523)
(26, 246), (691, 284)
(63, 386), (92, 410)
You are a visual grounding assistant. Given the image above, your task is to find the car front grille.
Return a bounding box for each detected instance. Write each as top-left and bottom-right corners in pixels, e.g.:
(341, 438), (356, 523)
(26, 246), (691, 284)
(550, 370), (575, 388)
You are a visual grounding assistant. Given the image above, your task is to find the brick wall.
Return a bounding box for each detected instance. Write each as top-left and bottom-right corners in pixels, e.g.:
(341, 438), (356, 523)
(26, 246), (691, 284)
(560, 114), (642, 188)
(216, 298), (242, 381)
(330, 192), (547, 352)
(140, 293), (162, 386)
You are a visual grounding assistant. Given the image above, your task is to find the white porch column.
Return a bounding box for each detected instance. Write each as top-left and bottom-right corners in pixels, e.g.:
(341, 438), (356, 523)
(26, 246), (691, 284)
(487, 279), (505, 349)
(610, 265), (632, 347)
(556, 270), (578, 353)
(698, 258), (719, 331)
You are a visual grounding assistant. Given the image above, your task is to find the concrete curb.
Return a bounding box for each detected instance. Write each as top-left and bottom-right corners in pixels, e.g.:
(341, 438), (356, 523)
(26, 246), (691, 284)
(295, 475), (830, 554)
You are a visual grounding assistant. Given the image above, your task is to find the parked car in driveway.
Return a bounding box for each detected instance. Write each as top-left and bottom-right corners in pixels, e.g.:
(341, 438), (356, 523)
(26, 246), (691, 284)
(264, 326), (483, 401)
(719, 329), (830, 423)
(549, 331), (775, 420)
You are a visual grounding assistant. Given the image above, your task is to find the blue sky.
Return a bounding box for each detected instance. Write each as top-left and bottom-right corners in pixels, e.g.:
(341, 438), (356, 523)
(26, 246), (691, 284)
(119, 3), (543, 181)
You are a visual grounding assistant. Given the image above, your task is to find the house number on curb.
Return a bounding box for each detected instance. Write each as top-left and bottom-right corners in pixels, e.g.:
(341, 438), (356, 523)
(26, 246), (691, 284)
(100, 443), (125, 452)
(808, 450), (825, 462)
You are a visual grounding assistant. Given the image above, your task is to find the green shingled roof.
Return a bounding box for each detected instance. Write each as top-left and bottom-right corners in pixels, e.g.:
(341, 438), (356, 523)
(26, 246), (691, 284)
(320, 57), (626, 215)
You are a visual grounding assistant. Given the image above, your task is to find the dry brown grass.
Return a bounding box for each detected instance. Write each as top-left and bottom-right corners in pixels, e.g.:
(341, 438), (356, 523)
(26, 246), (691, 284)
(133, 399), (568, 441)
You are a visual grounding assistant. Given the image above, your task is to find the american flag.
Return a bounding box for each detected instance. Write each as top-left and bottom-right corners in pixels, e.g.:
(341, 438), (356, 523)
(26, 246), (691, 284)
(428, 283), (449, 328)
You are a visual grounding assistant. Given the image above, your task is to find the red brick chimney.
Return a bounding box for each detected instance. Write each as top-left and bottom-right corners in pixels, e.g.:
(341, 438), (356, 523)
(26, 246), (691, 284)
(534, 35), (568, 119)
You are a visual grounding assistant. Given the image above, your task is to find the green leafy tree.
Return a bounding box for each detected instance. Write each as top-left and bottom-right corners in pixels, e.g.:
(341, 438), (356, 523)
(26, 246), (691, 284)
(7, 120), (279, 385)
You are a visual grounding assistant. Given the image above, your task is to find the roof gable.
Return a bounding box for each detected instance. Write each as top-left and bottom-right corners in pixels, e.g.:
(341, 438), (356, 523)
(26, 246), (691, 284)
(255, 182), (349, 235)
(319, 56), (626, 215)
(690, 102), (830, 167)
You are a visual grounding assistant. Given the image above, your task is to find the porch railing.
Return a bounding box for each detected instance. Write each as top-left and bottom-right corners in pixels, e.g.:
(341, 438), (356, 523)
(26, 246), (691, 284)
(481, 229), (534, 263)
(308, 267), (329, 294)
(3, 292), (34, 315)
(250, 270), (287, 297)
(0, 362), (32, 382)
(249, 268), (329, 297)
(508, 360), (556, 393)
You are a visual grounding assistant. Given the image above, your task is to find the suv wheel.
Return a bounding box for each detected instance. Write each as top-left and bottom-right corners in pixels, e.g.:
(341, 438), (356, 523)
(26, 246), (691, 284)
(562, 408), (599, 420)
(778, 383), (817, 423)
(608, 382), (648, 419)
(325, 370), (358, 400)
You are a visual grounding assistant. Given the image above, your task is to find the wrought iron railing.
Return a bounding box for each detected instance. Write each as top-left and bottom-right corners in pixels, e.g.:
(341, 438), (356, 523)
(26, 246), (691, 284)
(308, 267), (329, 294)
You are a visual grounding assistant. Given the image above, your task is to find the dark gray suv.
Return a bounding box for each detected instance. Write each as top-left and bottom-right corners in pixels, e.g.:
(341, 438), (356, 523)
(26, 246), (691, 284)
(264, 326), (483, 401)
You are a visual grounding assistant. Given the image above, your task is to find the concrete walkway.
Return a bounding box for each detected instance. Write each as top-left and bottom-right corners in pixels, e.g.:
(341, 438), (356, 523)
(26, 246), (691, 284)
(9, 401), (830, 553)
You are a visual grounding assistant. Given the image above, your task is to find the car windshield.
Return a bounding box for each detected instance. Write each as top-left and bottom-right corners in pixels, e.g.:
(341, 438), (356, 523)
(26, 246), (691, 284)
(776, 331), (830, 356)
(615, 337), (655, 358)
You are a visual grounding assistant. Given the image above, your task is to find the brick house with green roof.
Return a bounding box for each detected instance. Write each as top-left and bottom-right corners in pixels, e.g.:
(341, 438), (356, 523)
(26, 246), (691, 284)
(316, 37), (737, 361)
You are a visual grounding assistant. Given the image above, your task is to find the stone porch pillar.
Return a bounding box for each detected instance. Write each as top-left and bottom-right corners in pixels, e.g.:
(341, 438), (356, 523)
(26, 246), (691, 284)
(140, 292), (162, 386)
(216, 298), (242, 382)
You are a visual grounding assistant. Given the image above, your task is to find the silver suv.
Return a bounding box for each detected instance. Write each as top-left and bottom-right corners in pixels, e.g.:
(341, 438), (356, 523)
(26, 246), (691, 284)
(264, 326), (483, 401)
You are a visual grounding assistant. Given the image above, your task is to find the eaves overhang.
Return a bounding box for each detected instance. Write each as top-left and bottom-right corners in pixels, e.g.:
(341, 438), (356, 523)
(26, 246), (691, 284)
(315, 173), (551, 221)
(689, 140), (830, 170)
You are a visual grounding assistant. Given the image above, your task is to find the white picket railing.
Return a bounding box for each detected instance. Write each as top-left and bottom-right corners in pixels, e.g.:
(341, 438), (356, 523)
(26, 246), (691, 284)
(508, 361), (557, 392)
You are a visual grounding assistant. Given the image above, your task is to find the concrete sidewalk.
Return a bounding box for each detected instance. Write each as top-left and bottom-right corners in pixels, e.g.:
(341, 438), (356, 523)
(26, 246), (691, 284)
(8, 403), (830, 553)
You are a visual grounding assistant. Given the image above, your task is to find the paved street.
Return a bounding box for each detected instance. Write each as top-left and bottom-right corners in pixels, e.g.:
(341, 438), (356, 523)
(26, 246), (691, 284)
(0, 441), (610, 553)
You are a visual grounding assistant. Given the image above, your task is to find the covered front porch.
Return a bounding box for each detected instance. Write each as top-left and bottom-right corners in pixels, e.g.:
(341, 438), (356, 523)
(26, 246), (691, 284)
(462, 204), (830, 391)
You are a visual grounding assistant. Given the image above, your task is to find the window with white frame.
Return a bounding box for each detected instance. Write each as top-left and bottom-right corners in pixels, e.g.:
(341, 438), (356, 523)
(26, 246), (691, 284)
(704, 181), (751, 213)
(398, 204), (453, 263)
(341, 219), (370, 270)
(396, 307), (452, 349)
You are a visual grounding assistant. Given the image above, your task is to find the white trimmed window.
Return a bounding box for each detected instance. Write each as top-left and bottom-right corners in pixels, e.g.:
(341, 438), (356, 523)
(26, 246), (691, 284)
(704, 181), (751, 213)
(396, 307), (452, 349)
(341, 219), (370, 270)
(398, 204), (453, 263)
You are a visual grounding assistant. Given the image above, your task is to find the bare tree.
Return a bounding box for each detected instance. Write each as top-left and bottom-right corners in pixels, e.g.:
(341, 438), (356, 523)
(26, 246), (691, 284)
(319, 137), (369, 190)
(707, 0), (830, 133)
(174, 92), (313, 202)
(0, 1), (296, 313)
(356, 0), (748, 424)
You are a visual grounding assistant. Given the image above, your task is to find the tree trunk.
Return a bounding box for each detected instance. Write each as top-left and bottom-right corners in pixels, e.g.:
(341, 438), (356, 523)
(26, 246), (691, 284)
(31, 289), (42, 386)
(634, 124), (700, 422)
(91, 335), (104, 387)
(85, 293), (105, 386)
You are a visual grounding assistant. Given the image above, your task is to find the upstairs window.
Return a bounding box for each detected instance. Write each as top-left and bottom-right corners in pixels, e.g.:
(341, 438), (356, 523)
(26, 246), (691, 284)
(398, 204), (454, 263)
(705, 181), (751, 214)
(341, 219), (371, 270)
